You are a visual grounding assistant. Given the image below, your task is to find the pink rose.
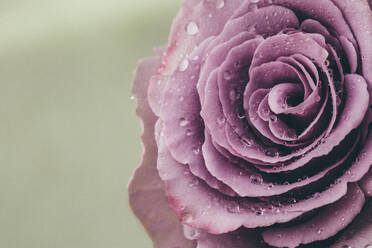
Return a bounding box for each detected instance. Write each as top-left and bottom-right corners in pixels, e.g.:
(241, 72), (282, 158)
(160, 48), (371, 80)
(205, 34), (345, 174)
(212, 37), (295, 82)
(129, 1), (372, 247)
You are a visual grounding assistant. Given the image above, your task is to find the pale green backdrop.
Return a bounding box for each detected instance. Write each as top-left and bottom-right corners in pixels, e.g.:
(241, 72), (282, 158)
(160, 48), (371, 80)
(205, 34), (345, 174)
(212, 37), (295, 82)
(0, 0), (179, 247)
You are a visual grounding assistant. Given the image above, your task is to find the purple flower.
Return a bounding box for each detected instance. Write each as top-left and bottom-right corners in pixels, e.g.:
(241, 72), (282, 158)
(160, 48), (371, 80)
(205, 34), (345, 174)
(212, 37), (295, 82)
(129, 1), (372, 247)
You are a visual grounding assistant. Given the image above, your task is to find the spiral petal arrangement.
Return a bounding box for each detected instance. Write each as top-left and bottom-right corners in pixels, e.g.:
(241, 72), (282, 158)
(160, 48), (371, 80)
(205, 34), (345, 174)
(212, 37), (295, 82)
(130, 1), (372, 247)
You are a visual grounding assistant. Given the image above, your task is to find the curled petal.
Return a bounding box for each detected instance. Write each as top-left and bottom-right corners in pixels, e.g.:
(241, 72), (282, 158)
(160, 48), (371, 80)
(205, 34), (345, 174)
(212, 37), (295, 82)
(129, 56), (196, 248)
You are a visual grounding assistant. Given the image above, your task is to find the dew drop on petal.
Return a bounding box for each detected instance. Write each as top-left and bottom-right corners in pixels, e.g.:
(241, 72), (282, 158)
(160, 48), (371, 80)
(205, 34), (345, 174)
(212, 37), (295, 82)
(193, 147), (201, 155)
(234, 60), (241, 69)
(250, 174), (263, 184)
(317, 228), (323, 235)
(241, 137), (251, 147)
(255, 209), (263, 216)
(179, 118), (190, 127)
(229, 89), (237, 101)
(216, 0), (225, 9)
(182, 213), (194, 224)
(336, 96), (342, 106)
(312, 192), (321, 199)
(186, 129), (193, 136)
(227, 201), (241, 213)
(186, 22), (199, 35)
(179, 59), (189, 71)
(217, 116), (226, 126)
(179, 96), (184, 102)
(185, 228), (200, 240)
(189, 178), (199, 187)
(238, 113), (246, 120)
(224, 70), (233, 80)
(270, 115), (278, 122)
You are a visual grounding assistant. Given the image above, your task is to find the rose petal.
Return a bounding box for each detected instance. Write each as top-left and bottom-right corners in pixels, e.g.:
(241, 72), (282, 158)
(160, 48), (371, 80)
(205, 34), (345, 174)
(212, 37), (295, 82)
(262, 183), (365, 248)
(129, 56), (196, 248)
(332, 0), (372, 99)
(331, 200), (372, 248)
(190, 227), (265, 248)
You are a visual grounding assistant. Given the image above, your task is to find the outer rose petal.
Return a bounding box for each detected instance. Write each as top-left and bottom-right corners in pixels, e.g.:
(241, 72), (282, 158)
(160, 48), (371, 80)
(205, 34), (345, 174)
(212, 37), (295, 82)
(128, 56), (196, 248)
(331, 200), (372, 248)
(262, 183), (365, 248)
(184, 225), (266, 248)
(332, 0), (372, 99)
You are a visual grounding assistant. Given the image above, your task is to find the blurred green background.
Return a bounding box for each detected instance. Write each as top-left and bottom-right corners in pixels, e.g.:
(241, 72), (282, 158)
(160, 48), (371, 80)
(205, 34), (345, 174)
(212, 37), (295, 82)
(0, 0), (179, 247)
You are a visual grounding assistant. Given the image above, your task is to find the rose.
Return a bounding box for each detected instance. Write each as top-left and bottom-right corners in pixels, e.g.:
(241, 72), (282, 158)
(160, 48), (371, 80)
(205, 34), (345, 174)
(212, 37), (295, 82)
(128, 0), (372, 247)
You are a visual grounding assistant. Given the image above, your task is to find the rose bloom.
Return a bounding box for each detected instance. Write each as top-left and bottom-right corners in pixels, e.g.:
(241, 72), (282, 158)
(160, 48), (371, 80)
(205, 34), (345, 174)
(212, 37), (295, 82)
(128, 1), (372, 247)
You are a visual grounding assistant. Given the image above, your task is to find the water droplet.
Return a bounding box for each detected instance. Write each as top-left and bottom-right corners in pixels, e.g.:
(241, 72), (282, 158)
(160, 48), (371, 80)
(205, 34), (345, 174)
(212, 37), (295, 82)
(217, 116), (226, 126)
(186, 22), (199, 35)
(182, 213), (193, 224)
(277, 234), (282, 239)
(238, 113), (246, 120)
(234, 60), (242, 69)
(336, 96), (342, 106)
(189, 178), (199, 187)
(265, 149), (279, 157)
(324, 59), (330, 67)
(186, 129), (193, 136)
(179, 59), (189, 71)
(250, 0), (260, 3)
(267, 183), (274, 190)
(184, 227), (200, 240)
(193, 55), (199, 61)
(270, 115), (278, 122)
(255, 209), (263, 216)
(216, 0), (225, 9)
(227, 202), (241, 213)
(208, 13), (213, 18)
(250, 174), (263, 184)
(315, 95), (321, 102)
(179, 118), (189, 127)
(193, 147), (201, 155)
(247, 24), (256, 33)
(130, 96), (135, 100)
(224, 70), (233, 80)
(317, 228), (323, 235)
(312, 192), (321, 199)
(179, 96), (185, 102)
(229, 89), (237, 101)
(241, 138), (251, 147)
